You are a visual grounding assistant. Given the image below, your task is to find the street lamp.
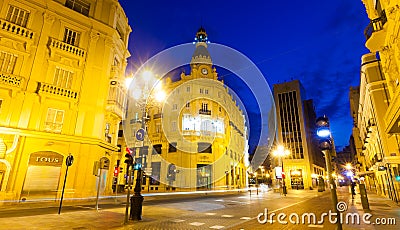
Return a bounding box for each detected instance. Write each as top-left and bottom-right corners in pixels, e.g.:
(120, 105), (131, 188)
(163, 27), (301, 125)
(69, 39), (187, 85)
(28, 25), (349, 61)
(316, 115), (342, 230)
(128, 70), (166, 221)
(272, 145), (290, 196)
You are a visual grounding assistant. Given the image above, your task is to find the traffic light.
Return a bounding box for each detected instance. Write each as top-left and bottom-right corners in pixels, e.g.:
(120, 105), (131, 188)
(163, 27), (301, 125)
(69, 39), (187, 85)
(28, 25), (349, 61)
(316, 115), (332, 151)
(133, 163), (142, 170)
(114, 166), (119, 177)
(125, 152), (133, 166)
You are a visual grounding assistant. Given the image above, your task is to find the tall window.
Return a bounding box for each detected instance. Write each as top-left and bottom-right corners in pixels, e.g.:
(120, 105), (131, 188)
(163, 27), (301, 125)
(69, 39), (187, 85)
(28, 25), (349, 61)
(65, 0), (90, 16)
(45, 108), (64, 133)
(108, 83), (125, 108)
(6, 5), (30, 27)
(63, 28), (80, 46)
(0, 51), (17, 74)
(53, 67), (73, 89)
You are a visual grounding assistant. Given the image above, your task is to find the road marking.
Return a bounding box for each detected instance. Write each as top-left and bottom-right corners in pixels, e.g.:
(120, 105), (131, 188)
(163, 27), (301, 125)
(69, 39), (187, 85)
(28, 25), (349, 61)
(225, 196), (315, 229)
(171, 219), (186, 223)
(240, 217), (252, 220)
(308, 224), (324, 228)
(205, 213), (216, 215)
(215, 199), (224, 202)
(209, 225), (225, 229)
(190, 222), (205, 226)
(221, 214), (234, 218)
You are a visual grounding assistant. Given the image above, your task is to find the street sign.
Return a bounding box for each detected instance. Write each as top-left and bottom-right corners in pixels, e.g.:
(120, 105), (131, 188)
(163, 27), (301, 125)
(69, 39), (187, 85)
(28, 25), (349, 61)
(66, 155), (74, 166)
(136, 128), (145, 141)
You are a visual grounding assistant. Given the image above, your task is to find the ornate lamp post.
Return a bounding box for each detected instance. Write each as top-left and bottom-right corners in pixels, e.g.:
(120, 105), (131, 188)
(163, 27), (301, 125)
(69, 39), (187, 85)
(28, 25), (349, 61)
(273, 145), (290, 196)
(126, 70), (166, 221)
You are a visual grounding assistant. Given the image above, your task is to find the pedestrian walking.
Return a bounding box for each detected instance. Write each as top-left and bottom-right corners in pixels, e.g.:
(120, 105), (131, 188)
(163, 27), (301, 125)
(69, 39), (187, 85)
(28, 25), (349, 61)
(350, 181), (356, 199)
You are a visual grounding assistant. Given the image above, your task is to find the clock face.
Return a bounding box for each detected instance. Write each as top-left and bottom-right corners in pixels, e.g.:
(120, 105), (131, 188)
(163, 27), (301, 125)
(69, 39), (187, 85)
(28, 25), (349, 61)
(201, 68), (208, 75)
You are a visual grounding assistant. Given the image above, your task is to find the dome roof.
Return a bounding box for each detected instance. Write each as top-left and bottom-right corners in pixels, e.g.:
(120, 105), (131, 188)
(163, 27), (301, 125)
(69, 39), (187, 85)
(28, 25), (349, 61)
(191, 27), (212, 65)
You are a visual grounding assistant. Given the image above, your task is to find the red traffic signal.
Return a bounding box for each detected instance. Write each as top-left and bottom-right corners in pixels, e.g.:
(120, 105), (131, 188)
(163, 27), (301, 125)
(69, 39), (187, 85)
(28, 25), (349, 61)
(114, 166), (119, 177)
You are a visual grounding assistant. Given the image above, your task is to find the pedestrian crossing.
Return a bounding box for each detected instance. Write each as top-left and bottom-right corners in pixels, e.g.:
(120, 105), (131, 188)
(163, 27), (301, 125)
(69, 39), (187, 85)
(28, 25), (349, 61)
(169, 212), (255, 229)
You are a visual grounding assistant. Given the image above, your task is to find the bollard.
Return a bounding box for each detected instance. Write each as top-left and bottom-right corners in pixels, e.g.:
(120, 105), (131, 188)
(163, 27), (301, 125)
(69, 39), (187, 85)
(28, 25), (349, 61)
(130, 195), (144, 220)
(359, 184), (370, 211)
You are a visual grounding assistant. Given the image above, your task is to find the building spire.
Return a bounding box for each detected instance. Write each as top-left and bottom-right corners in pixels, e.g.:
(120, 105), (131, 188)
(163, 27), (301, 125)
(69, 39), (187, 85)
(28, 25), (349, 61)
(191, 27), (212, 65)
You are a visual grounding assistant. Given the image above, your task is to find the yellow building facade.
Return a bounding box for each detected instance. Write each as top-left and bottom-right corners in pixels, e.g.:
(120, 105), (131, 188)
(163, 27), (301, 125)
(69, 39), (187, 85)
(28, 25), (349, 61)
(125, 28), (249, 192)
(273, 80), (326, 190)
(0, 0), (131, 202)
(359, 0), (400, 201)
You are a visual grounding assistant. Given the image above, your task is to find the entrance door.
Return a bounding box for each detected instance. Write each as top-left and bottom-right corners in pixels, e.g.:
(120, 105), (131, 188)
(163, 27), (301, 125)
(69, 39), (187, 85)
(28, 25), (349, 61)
(290, 169), (304, 189)
(197, 164), (212, 190)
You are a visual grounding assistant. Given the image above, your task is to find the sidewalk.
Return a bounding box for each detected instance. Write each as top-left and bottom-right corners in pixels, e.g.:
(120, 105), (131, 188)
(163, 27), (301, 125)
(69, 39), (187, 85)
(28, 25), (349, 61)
(337, 186), (400, 229)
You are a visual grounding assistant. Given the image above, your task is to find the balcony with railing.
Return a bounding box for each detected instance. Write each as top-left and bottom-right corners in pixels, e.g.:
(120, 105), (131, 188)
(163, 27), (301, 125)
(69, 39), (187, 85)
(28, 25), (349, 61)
(48, 37), (86, 59)
(36, 82), (78, 101)
(199, 109), (211, 115)
(0, 19), (34, 41)
(364, 10), (387, 52)
(106, 99), (124, 118)
(0, 72), (24, 88)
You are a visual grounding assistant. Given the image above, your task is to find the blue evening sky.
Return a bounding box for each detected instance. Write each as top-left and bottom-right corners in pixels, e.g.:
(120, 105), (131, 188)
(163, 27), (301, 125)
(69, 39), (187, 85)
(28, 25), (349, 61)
(119, 0), (370, 151)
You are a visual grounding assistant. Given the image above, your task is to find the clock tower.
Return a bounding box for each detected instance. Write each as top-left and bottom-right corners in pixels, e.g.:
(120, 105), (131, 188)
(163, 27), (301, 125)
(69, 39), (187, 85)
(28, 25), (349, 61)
(190, 27), (216, 80)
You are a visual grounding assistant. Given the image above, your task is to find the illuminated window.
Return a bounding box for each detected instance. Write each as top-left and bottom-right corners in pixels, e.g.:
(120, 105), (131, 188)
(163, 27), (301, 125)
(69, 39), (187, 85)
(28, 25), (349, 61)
(65, 0), (90, 16)
(45, 108), (64, 133)
(6, 5), (29, 27)
(63, 28), (80, 46)
(0, 51), (17, 74)
(205, 89), (209, 94)
(200, 88), (203, 94)
(53, 67), (73, 89)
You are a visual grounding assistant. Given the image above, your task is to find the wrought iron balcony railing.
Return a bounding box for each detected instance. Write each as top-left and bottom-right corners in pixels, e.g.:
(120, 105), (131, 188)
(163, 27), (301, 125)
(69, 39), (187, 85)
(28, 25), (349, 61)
(199, 109), (211, 115)
(364, 10), (387, 40)
(0, 19), (34, 40)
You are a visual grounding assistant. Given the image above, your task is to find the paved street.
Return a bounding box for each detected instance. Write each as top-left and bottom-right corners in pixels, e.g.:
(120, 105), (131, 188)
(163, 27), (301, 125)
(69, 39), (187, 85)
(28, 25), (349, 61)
(0, 186), (399, 229)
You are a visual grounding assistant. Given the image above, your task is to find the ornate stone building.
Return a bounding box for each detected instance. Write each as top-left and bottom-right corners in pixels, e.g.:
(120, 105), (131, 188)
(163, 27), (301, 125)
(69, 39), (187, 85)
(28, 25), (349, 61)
(359, 0), (400, 202)
(125, 28), (249, 192)
(0, 0), (131, 202)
